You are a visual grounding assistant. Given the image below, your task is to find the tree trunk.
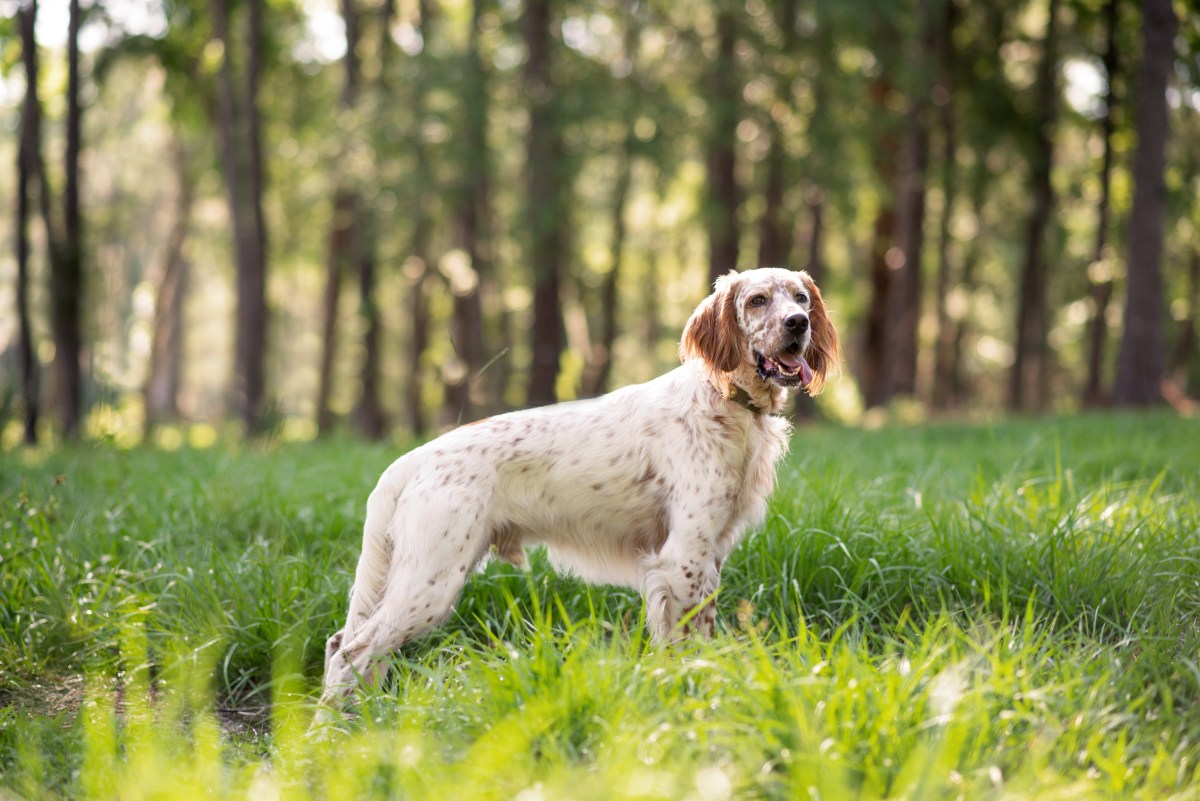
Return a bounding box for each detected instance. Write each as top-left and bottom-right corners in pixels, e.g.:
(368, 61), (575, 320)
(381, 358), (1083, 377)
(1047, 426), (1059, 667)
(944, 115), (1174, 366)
(15, 0), (41, 445)
(930, 0), (958, 410)
(315, 0), (363, 436)
(706, 10), (740, 283)
(1168, 250), (1198, 390)
(946, 156), (989, 407)
(584, 14), (640, 398)
(1082, 0), (1120, 408)
(351, 0), (386, 439)
(404, 0), (436, 434)
(211, 0), (268, 433)
(862, 78), (898, 409)
(1010, 0), (1060, 412)
(803, 189), (824, 282)
(316, 191), (352, 434)
(1113, 0), (1177, 405)
(52, 0), (85, 438)
(885, 0), (938, 400)
(523, 0), (566, 408)
(143, 136), (194, 434)
(240, 0), (269, 432)
(443, 0), (492, 424)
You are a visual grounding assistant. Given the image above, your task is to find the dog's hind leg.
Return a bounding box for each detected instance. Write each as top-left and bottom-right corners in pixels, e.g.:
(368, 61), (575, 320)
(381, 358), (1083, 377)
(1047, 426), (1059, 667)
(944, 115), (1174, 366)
(316, 491), (492, 715)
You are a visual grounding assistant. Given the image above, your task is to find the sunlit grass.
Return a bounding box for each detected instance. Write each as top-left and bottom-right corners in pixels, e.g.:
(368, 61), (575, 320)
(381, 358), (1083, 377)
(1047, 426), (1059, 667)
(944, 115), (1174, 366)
(2, 412), (1199, 799)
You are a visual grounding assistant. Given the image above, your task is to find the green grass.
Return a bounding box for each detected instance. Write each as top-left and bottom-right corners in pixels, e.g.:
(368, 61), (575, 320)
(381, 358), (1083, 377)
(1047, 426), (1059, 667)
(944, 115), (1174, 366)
(1, 412), (1199, 799)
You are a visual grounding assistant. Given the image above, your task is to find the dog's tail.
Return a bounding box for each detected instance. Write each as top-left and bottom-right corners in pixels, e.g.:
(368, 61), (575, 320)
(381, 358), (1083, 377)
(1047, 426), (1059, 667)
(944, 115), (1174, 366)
(343, 456), (418, 630)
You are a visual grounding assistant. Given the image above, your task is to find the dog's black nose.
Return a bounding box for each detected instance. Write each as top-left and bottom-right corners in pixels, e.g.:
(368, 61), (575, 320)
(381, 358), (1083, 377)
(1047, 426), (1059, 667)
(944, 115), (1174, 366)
(784, 313), (809, 333)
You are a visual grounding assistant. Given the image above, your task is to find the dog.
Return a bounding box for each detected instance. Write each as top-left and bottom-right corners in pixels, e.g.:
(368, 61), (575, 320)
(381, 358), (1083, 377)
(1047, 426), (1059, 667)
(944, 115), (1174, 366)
(316, 267), (840, 716)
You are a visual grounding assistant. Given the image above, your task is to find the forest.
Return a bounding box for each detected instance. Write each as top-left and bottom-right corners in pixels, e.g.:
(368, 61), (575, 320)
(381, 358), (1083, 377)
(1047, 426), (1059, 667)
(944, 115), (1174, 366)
(1, 0), (1198, 445)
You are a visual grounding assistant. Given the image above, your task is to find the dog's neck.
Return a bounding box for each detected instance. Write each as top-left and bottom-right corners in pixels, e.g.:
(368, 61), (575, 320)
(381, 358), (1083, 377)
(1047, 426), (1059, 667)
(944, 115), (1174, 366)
(721, 365), (791, 415)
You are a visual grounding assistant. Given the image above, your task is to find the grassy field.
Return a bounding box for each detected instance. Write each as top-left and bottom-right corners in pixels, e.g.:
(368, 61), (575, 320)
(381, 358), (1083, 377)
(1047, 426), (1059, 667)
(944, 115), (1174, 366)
(1, 412), (1199, 799)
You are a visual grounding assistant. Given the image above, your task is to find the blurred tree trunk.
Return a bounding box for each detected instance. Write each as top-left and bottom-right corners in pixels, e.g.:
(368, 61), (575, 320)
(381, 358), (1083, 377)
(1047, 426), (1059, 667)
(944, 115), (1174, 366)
(15, 0), (41, 445)
(243, 0), (269, 432)
(315, 0), (363, 436)
(935, 152), (987, 409)
(1168, 250), (1199, 390)
(443, 0), (492, 424)
(353, 0), (386, 440)
(706, 9), (740, 283)
(1113, 0), (1177, 406)
(803, 189), (824, 281)
(930, 0), (958, 410)
(211, 0), (269, 433)
(862, 78), (898, 409)
(143, 137), (193, 434)
(52, 0), (85, 439)
(406, 0), (436, 434)
(1010, 0), (1060, 412)
(584, 14), (640, 398)
(885, 0), (938, 400)
(523, 0), (566, 408)
(757, 0), (796, 269)
(1082, 0), (1120, 408)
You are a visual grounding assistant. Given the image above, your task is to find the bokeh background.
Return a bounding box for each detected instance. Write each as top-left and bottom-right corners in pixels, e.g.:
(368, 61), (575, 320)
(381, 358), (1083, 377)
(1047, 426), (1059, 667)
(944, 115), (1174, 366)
(1, 0), (1197, 446)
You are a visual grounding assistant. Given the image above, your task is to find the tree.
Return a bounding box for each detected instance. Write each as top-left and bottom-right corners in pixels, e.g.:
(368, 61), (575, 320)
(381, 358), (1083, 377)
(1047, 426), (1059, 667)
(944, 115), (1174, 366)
(930, 0), (959, 409)
(1113, 0), (1178, 405)
(584, 8), (641, 398)
(706, 8), (741, 283)
(1082, 0), (1121, 407)
(1010, 0), (1061, 412)
(885, 0), (939, 400)
(15, 0), (42, 445)
(443, 0), (492, 424)
(143, 135), (193, 434)
(211, 0), (269, 433)
(50, 0), (86, 439)
(523, 0), (567, 408)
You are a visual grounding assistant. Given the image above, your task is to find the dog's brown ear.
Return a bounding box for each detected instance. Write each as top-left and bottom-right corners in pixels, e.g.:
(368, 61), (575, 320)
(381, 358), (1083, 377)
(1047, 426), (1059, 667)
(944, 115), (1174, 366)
(680, 272), (743, 373)
(801, 273), (841, 395)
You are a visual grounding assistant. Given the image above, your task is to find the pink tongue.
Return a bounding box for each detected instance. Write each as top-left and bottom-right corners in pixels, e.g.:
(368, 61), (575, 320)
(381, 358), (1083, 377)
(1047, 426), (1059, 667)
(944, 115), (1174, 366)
(778, 352), (814, 385)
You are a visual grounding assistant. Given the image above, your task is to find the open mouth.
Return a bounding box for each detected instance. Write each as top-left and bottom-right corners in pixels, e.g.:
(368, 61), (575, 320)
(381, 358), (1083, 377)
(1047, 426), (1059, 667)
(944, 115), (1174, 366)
(755, 345), (813, 387)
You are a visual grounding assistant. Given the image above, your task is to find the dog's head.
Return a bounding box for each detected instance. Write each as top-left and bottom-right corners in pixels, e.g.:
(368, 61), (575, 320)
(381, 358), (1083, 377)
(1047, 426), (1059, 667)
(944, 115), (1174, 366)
(679, 268), (840, 396)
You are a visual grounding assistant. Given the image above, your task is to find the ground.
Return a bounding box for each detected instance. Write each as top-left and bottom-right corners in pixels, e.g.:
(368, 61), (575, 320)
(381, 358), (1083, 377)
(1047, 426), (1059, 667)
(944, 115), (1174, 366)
(1, 412), (1198, 799)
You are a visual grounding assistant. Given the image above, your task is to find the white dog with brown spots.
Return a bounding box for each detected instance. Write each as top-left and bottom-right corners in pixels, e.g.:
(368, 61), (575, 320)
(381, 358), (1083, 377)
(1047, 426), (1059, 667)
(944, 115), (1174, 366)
(316, 267), (840, 719)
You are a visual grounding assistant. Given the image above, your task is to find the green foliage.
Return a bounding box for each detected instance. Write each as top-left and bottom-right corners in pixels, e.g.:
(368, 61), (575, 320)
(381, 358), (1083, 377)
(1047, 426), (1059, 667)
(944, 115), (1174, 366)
(1, 413), (1199, 798)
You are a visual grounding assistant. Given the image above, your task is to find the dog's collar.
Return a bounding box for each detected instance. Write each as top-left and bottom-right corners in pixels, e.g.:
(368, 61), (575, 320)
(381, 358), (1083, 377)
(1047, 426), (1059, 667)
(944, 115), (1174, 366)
(727, 384), (767, 415)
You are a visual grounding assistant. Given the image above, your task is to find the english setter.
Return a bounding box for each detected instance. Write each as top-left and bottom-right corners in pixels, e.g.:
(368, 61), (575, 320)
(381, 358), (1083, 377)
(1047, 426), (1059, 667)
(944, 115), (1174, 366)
(317, 267), (840, 714)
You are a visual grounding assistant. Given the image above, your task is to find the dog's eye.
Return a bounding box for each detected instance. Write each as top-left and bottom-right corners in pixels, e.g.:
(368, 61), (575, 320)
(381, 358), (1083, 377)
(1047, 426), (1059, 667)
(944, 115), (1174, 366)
(749, 295), (767, 307)
(795, 293), (809, 305)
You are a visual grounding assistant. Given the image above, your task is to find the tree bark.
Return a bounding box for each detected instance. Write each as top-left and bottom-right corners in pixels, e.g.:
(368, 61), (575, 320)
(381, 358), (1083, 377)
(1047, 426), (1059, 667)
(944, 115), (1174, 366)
(315, 0), (363, 436)
(706, 10), (740, 283)
(862, 78), (898, 409)
(1113, 0), (1178, 405)
(1168, 250), (1198, 390)
(443, 0), (492, 424)
(885, 0), (938, 400)
(1010, 0), (1060, 412)
(930, 0), (958, 410)
(52, 0), (85, 438)
(584, 14), (640, 398)
(757, 0), (797, 270)
(523, 0), (566, 408)
(1082, 0), (1120, 408)
(15, 0), (41, 445)
(211, 0), (269, 433)
(241, 0), (269, 432)
(405, 0), (436, 434)
(143, 136), (193, 434)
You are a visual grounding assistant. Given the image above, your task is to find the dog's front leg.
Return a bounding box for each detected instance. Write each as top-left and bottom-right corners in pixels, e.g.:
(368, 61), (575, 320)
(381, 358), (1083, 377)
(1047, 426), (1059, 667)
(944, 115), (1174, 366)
(640, 504), (730, 642)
